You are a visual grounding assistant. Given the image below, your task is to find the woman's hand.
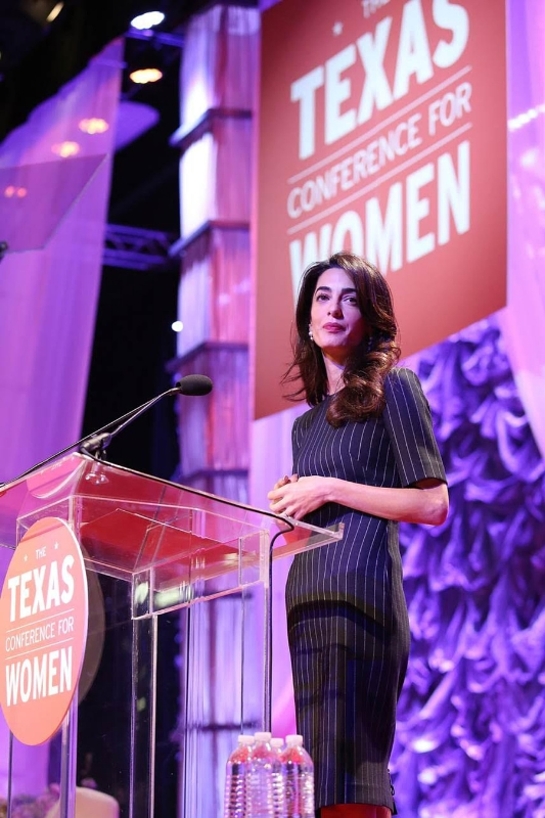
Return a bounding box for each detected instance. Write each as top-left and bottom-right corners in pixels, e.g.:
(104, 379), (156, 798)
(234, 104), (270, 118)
(268, 475), (331, 520)
(271, 474), (296, 491)
(268, 475), (449, 525)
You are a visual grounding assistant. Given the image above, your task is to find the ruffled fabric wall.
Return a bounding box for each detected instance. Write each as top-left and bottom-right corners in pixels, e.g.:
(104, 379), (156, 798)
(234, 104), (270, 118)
(392, 318), (545, 816)
(0, 40), (122, 803)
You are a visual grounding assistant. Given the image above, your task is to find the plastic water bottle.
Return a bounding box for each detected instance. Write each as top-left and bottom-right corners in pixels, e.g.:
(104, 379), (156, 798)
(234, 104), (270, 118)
(270, 737), (287, 817)
(248, 731), (276, 817)
(282, 734), (315, 818)
(224, 734), (255, 818)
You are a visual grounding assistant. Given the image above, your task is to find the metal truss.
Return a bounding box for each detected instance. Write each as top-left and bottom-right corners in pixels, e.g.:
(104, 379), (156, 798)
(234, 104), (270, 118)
(103, 223), (178, 271)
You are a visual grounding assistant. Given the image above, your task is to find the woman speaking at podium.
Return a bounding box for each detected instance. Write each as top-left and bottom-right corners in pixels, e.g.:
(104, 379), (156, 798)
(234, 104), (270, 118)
(268, 253), (448, 818)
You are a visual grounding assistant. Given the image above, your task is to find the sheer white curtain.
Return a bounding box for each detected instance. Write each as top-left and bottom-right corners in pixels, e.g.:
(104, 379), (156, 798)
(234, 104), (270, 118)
(176, 5), (256, 490)
(179, 4), (258, 127)
(175, 8), (261, 818)
(0, 39), (122, 801)
(0, 40), (122, 482)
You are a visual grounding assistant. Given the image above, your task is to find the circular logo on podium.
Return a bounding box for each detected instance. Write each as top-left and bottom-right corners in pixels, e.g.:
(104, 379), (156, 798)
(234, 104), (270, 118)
(0, 517), (89, 745)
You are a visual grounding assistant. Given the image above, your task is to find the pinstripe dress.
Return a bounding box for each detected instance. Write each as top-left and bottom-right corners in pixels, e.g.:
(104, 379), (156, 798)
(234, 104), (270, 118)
(285, 367), (446, 812)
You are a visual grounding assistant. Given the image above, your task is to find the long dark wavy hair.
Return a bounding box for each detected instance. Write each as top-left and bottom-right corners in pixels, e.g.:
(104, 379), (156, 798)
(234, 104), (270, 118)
(282, 252), (401, 426)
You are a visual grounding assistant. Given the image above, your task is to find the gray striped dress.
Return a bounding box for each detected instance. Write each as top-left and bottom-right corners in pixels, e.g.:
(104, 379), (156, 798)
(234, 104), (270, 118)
(285, 367), (447, 813)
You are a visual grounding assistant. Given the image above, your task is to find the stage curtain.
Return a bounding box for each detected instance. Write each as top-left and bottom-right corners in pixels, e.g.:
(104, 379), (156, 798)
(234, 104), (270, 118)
(176, 228), (251, 355)
(0, 40), (122, 482)
(174, 7), (261, 818)
(0, 39), (122, 801)
(179, 4), (258, 130)
(498, 0), (545, 457)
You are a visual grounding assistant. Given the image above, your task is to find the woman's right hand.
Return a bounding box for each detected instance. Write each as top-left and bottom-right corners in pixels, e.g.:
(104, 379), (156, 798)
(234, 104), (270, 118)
(268, 475), (329, 519)
(271, 473), (298, 491)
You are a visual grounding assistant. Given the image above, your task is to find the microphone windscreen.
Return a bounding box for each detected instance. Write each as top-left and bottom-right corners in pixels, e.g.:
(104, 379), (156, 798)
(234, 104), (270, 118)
(175, 374), (213, 396)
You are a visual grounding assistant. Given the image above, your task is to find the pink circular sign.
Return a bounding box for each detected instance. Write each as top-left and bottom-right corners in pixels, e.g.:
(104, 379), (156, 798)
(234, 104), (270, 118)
(0, 517), (89, 745)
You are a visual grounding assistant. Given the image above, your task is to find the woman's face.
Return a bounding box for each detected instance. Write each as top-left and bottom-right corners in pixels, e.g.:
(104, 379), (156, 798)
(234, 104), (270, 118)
(309, 266), (366, 366)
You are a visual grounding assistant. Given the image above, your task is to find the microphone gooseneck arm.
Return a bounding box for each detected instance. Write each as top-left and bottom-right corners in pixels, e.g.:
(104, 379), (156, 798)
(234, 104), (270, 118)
(79, 374), (213, 457)
(78, 386), (180, 456)
(1, 374), (213, 484)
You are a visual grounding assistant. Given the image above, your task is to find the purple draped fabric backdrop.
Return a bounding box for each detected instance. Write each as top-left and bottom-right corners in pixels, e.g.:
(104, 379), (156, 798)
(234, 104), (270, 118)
(392, 318), (545, 817)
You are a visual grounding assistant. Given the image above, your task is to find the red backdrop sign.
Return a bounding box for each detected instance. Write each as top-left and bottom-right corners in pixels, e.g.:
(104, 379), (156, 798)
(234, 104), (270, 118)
(255, 0), (507, 418)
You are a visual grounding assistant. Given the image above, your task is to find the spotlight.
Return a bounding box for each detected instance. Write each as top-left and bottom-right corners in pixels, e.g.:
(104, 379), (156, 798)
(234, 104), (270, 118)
(129, 66), (162, 85)
(0, 0), (67, 72)
(20, 0), (65, 28)
(130, 11), (165, 31)
(127, 42), (164, 85)
(46, 2), (64, 23)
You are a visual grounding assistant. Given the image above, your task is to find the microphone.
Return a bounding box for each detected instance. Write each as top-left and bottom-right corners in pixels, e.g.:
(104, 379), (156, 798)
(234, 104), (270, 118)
(0, 374), (213, 486)
(175, 373), (213, 396)
(79, 374), (213, 455)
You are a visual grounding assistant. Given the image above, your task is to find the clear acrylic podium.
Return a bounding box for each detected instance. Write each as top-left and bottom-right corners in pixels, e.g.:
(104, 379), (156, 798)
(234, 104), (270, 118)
(0, 453), (342, 818)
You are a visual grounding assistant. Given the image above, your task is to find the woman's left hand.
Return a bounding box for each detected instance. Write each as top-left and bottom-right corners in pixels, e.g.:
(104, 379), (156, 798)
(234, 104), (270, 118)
(267, 475), (330, 520)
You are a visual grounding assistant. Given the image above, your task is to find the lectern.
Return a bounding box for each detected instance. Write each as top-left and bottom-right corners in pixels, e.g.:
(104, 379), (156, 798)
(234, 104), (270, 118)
(0, 454), (342, 818)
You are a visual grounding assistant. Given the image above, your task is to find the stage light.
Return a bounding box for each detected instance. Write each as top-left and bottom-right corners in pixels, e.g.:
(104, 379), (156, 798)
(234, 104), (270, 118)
(129, 66), (163, 84)
(4, 185), (28, 198)
(46, 2), (64, 23)
(130, 11), (165, 31)
(0, 0), (68, 71)
(51, 141), (80, 157)
(79, 117), (109, 134)
(21, 0), (65, 27)
(171, 320), (184, 333)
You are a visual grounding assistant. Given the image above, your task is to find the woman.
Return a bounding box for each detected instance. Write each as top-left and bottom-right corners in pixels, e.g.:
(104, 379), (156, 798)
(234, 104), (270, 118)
(268, 253), (448, 818)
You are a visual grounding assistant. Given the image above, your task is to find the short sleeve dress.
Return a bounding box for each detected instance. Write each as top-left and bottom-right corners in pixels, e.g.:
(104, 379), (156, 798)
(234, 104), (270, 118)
(285, 367), (447, 813)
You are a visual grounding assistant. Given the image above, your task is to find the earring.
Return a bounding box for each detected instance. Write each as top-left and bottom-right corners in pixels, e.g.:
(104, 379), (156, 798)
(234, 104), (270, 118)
(308, 325), (314, 342)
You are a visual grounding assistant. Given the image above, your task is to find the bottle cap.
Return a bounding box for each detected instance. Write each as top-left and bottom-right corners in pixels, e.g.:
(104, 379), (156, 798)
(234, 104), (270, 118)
(270, 737), (284, 748)
(238, 735), (255, 745)
(286, 734), (304, 746)
(254, 731), (272, 741)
